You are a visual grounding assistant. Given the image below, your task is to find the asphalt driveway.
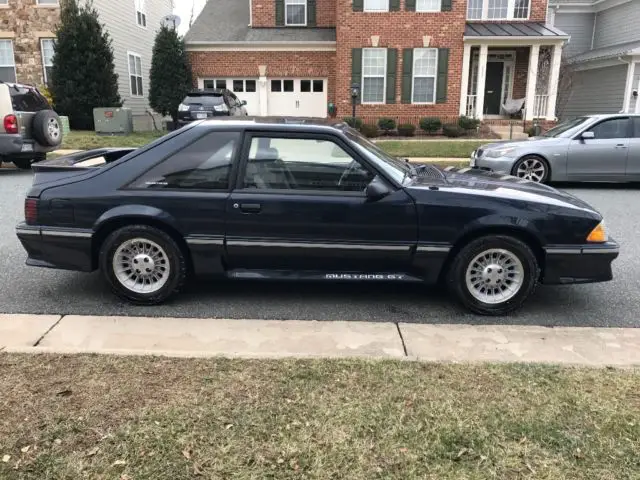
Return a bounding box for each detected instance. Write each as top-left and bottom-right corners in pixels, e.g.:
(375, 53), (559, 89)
(1, 167), (638, 327)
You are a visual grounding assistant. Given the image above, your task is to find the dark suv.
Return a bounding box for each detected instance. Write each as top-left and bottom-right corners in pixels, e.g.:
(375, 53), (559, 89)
(177, 89), (248, 127)
(0, 82), (63, 169)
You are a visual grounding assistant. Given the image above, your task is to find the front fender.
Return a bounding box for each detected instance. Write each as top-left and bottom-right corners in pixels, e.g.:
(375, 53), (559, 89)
(453, 214), (547, 247)
(93, 204), (182, 233)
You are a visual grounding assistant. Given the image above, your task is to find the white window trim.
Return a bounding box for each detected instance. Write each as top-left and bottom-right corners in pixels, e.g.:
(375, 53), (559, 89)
(285, 0), (307, 26)
(362, 48), (387, 105)
(40, 38), (54, 84)
(416, 0), (442, 13)
(127, 52), (144, 97)
(364, 0), (389, 13)
(0, 39), (16, 83)
(469, 0), (531, 21)
(412, 48), (438, 105)
(135, 0), (147, 29)
(35, 0), (59, 6)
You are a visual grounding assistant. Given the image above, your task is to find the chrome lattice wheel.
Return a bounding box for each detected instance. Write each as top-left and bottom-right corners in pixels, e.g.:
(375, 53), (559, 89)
(465, 248), (524, 305)
(515, 157), (546, 183)
(112, 238), (170, 294)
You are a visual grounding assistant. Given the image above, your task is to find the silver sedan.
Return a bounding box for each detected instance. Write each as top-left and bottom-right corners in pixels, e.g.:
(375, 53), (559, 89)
(471, 114), (640, 183)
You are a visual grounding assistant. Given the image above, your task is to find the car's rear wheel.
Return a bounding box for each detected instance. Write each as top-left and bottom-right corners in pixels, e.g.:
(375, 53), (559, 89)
(447, 235), (539, 315)
(512, 155), (549, 183)
(99, 225), (186, 305)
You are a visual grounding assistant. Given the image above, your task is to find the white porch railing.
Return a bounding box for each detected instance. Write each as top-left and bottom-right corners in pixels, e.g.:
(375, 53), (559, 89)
(534, 94), (549, 118)
(466, 95), (478, 118)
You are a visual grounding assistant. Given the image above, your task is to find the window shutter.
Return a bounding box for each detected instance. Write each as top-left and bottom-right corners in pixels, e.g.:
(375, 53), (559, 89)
(401, 49), (413, 104)
(436, 48), (449, 104)
(406, 0), (416, 11)
(308, 0), (317, 26)
(390, 0), (400, 11)
(441, 0), (452, 12)
(386, 49), (397, 104)
(276, 0), (285, 25)
(353, 0), (364, 12)
(352, 48), (363, 105)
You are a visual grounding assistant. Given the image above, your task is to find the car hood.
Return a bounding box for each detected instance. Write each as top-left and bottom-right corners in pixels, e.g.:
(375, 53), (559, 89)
(407, 166), (598, 214)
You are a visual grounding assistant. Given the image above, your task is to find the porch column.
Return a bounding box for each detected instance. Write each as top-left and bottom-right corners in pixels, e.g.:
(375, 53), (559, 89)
(475, 44), (489, 120)
(258, 65), (268, 116)
(623, 61), (636, 113)
(459, 44), (472, 116)
(545, 43), (563, 120)
(525, 44), (540, 121)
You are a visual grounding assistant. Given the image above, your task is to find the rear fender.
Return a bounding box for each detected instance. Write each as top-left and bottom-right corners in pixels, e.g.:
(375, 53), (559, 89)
(93, 204), (182, 233)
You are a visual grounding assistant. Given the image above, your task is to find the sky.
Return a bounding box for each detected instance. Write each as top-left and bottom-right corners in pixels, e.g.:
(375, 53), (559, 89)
(173, 0), (208, 35)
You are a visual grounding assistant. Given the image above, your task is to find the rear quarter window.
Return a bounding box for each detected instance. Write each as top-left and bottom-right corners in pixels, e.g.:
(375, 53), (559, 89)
(10, 87), (50, 112)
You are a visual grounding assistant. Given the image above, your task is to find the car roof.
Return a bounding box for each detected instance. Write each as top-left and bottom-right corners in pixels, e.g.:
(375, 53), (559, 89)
(195, 117), (349, 132)
(585, 113), (640, 119)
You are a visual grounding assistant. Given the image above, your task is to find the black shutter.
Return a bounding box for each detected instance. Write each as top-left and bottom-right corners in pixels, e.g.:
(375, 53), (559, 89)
(406, 0), (416, 11)
(386, 49), (397, 104)
(390, 0), (400, 11)
(352, 48), (363, 105)
(442, 0), (452, 12)
(307, 0), (316, 26)
(353, 0), (364, 12)
(436, 48), (449, 104)
(276, 0), (285, 26)
(401, 49), (413, 104)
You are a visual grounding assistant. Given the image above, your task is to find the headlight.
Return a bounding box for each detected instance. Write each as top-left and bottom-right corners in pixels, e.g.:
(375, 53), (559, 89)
(213, 104), (229, 112)
(486, 147), (518, 158)
(178, 103), (189, 112)
(587, 221), (608, 243)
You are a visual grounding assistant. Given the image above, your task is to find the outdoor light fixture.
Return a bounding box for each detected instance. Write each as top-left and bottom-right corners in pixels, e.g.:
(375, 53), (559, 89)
(351, 83), (360, 118)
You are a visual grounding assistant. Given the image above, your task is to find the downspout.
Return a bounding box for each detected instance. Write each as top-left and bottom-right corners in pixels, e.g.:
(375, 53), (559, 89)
(590, 11), (597, 50)
(249, 0), (253, 26)
(619, 56), (634, 113)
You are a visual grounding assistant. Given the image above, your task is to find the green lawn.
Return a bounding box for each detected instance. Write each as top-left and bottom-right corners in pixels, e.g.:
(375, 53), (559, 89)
(59, 131), (485, 159)
(1, 354), (639, 479)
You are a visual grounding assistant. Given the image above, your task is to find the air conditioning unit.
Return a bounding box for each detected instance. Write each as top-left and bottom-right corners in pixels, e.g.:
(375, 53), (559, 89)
(93, 107), (133, 135)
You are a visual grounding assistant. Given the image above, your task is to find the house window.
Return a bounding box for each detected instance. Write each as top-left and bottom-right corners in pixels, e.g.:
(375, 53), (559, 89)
(41, 39), (55, 85)
(513, 0), (530, 18)
(36, 0), (59, 5)
(128, 53), (143, 96)
(135, 0), (147, 27)
(364, 0), (388, 12)
(0, 40), (16, 83)
(416, 0), (441, 12)
(412, 48), (437, 104)
(362, 48), (386, 104)
(285, 0), (306, 25)
(467, 0), (530, 20)
(467, 0), (482, 19)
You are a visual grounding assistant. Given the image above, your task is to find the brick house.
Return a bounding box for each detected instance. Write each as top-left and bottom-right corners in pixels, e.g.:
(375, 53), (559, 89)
(186, 0), (569, 126)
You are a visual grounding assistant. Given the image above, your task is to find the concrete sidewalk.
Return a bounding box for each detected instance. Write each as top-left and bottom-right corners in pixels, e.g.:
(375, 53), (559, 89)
(2, 314), (640, 366)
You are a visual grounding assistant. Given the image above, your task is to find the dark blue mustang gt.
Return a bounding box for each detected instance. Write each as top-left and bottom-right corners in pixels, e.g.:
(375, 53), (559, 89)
(16, 119), (619, 315)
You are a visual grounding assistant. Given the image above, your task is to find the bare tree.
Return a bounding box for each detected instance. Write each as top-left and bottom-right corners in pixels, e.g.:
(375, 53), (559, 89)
(536, 47), (575, 120)
(189, 0), (196, 28)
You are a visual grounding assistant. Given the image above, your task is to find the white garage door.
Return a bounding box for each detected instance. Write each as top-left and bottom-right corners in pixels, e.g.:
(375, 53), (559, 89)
(267, 78), (327, 117)
(200, 78), (261, 116)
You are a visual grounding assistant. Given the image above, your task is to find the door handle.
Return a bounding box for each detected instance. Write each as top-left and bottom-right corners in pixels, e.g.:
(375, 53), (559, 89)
(238, 203), (262, 213)
(615, 144), (628, 149)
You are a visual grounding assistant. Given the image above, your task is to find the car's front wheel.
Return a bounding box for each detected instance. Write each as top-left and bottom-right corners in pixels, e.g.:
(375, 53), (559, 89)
(447, 235), (540, 315)
(99, 225), (187, 305)
(512, 155), (549, 183)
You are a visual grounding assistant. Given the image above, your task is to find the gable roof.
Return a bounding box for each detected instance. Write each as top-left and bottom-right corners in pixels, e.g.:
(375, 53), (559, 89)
(184, 0), (336, 45)
(569, 39), (640, 63)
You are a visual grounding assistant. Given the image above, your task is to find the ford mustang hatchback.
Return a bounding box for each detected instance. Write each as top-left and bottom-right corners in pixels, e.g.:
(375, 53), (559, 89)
(16, 120), (619, 315)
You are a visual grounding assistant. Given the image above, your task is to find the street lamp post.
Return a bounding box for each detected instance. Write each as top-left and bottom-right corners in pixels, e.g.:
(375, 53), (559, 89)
(351, 83), (360, 119)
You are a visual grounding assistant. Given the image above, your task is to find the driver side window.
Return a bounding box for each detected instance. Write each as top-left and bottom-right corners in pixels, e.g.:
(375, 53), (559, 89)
(243, 137), (375, 192)
(588, 118), (629, 140)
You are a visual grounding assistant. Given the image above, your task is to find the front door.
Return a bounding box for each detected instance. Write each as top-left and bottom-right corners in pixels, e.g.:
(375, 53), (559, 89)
(567, 117), (630, 181)
(484, 62), (504, 115)
(225, 133), (418, 273)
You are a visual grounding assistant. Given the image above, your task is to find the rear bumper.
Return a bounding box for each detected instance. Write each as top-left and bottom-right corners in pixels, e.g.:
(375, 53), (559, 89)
(542, 240), (620, 285)
(16, 223), (95, 272)
(0, 134), (57, 156)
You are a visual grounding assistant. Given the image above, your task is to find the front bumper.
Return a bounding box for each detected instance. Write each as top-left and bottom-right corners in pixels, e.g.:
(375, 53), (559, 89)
(470, 150), (518, 174)
(16, 223), (95, 272)
(542, 240), (620, 285)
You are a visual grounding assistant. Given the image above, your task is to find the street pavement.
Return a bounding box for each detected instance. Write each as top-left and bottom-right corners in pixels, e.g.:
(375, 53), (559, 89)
(1, 167), (639, 327)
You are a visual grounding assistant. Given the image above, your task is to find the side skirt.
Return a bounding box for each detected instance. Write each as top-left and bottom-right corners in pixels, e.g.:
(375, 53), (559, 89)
(226, 269), (424, 283)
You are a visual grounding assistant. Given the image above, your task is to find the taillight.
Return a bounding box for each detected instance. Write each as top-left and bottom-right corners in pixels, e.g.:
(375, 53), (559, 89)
(25, 198), (39, 225)
(4, 114), (18, 134)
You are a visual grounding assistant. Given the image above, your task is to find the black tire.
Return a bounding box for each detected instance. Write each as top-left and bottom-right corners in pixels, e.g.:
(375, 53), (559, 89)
(32, 110), (63, 147)
(99, 225), (187, 305)
(446, 235), (540, 316)
(511, 155), (550, 184)
(12, 158), (33, 170)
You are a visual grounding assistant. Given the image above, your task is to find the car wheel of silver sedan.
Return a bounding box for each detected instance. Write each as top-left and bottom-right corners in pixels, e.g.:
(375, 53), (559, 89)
(512, 156), (549, 184)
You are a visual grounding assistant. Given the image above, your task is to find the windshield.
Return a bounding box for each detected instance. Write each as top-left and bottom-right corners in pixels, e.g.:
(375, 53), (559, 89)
(343, 128), (411, 184)
(542, 117), (590, 137)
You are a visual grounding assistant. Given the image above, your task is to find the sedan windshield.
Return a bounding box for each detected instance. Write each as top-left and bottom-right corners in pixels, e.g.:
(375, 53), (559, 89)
(542, 117), (590, 137)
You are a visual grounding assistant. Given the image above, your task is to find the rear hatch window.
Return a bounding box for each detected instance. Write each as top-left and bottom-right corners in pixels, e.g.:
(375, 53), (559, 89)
(10, 86), (51, 112)
(182, 93), (225, 109)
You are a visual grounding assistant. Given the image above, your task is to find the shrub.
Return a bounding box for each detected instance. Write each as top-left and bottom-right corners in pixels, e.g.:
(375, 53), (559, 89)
(397, 123), (416, 137)
(419, 117), (442, 135)
(343, 116), (363, 130)
(442, 124), (466, 138)
(377, 117), (396, 134)
(458, 115), (480, 131)
(360, 124), (379, 138)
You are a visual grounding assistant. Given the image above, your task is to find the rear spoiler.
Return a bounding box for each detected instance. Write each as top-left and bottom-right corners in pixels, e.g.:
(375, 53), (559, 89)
(34, 148), (137, 171)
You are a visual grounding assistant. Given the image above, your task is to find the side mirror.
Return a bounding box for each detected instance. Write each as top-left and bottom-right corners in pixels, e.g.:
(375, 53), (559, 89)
(365, 175), (390, 201)
(581, 131), (595, 140)
(241, 100), (247, 106)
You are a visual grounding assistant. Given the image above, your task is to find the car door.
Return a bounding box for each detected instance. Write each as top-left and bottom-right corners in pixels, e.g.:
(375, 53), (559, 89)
(567, 117), (630, 181)
(224, 132), (418, 273)
(628, 117), (640, 180)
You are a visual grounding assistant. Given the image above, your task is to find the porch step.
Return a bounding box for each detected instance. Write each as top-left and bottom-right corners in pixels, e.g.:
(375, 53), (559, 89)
(491, 125), (530, 141)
